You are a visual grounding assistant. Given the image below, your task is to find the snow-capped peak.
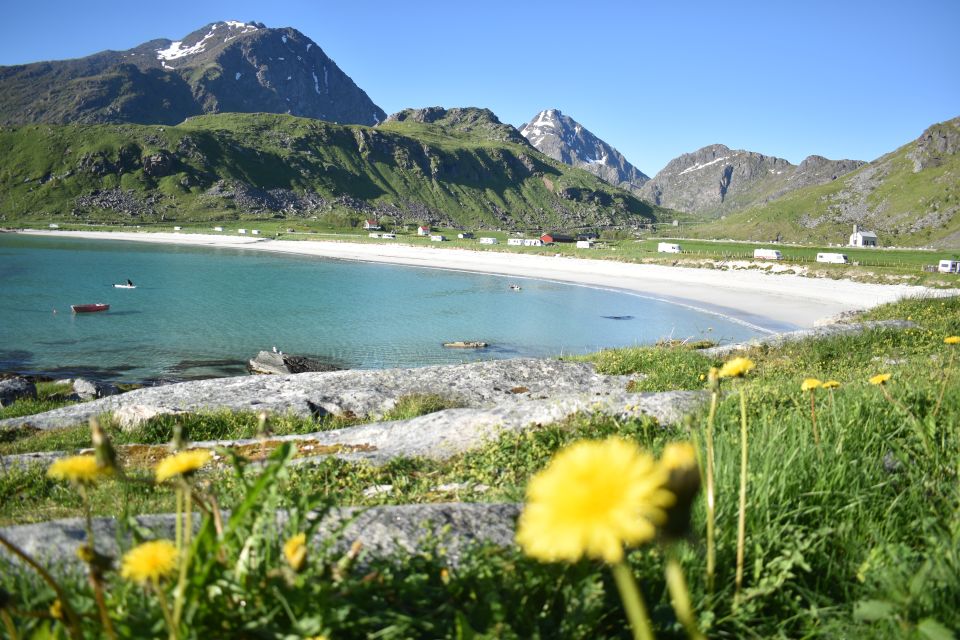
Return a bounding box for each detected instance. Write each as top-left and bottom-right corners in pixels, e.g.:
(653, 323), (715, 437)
(156, 21), (260, 61)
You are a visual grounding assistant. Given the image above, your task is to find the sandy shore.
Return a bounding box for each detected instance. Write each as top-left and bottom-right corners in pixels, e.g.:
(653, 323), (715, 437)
(18, 230), (954, 332)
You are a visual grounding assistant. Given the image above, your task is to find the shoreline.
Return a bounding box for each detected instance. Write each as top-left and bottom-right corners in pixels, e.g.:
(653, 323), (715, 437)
(17, 229), (955, 331)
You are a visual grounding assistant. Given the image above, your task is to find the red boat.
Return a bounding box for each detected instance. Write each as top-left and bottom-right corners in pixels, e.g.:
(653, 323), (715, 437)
(71, 303), (110, 313)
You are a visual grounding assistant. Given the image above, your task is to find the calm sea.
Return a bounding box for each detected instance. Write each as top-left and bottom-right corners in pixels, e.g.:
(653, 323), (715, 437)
(0, 234), (763, 383)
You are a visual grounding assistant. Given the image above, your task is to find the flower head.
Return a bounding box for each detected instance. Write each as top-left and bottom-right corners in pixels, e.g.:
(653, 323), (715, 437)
(155, 449), (212, 483)
(945, 336), (960, 345)
(659, 442), (701, 541)
(822, 380), (841, 390)
(49, 599), (64, 620)
(718, 357), (755, 379)
(515, 438), (674, 564)
(869, 373), (892, 386)
(283, 533), (308, 572)
(801, 378), (822, 392)
(47, 455), (111, 485)
(120, 540), (178, 584)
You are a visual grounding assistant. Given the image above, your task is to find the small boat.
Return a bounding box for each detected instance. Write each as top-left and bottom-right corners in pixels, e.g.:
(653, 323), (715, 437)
(113, 279), (136, 289)
(71, 303), (110, 313)
(509, 284), (522, 291)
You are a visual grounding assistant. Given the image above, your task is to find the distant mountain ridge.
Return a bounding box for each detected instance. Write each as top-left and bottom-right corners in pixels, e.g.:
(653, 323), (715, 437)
(640, 144), (865, 217)
(520, 109), (649, 193)
(0, 21), (386, 127)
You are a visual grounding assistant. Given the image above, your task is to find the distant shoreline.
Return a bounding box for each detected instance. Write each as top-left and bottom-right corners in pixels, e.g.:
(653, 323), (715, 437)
(16, 229), (951, 332)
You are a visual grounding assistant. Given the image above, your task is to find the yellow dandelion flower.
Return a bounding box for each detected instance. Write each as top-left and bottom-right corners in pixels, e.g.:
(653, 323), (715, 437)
(120, 540), (178, 584)
(47, 455), (111, 485)
(154, 449), (212, 483)
(822, 380), (841, 389)
(801, 378), (822, 392)
(515, 438), (674, 564)
(718, 357), (755, 379)
(283, 533), (308, 572)
(869, 373), (892, 386)
(49, 599), (64, 620)
(945, 336), (960, 345)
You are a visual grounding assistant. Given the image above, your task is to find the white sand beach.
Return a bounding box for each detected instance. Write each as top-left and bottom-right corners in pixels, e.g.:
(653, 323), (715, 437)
(18, 230), (953, 332)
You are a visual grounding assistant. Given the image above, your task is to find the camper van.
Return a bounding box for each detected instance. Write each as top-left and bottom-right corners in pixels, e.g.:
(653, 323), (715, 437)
(657, 242), (681, 254)
(753, 248), (783, 260)
(816, 252), (849, 264)
(939, 259), (960, 274)
(479, 237), (499, 245)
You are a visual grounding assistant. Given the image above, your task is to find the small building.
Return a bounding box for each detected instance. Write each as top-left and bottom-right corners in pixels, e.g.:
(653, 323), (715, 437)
(479, 237), (499, 245)
(430, 234), (446, 242)
(458, 232), (474, 239)
(939, 259), (960, 274)
(363, 219), (381, 230)
(417, 226), (431, 236)
(541, 233), (575, 244)
(523, 238), (543, 247)
(754, 248), (783, 260)
(849, 224), (878, 247)
(576, 240), (594, 249)
(507, 238), (524, 246)
(657, 242), (681, 254)
(816, 252), (849, 264)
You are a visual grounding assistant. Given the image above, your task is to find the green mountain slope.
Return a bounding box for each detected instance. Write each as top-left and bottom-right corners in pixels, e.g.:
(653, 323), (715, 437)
(689, 117), (960, 248)
(0, 110), (662, 229)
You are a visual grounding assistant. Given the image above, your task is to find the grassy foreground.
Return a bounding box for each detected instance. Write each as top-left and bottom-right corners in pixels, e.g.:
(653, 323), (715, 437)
(1, 296), (959, 638)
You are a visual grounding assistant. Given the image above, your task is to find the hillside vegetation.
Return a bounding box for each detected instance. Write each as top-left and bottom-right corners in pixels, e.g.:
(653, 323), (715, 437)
(0, 110), (662, 230)
(691, 117), (960, 248)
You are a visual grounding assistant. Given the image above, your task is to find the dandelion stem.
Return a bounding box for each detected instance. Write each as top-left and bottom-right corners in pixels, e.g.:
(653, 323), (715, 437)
(734, 386), (749, 604)
(80, 487), (117, 640)
(611, 561), (655, 640)
(1, 609), (19, 640)
(704, 387), (718, 594)
(665, 551), (705, 640)
(172, 482), (193, 630)
(153, 581), (177, 640)
(0, 533), (83, 640)
(809, 391), (820, 447)
(932, 349), (954, 419)
(881, 386), (931, 455)
(174, 487), (183, 553)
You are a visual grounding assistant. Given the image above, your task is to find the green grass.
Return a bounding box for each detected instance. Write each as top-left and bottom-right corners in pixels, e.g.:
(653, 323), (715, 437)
(2, 296), (960, 637)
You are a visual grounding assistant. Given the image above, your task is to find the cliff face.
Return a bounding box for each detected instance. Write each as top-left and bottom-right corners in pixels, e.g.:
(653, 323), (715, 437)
(0, 21), (386, 127)
(520, 109), (649, 193)
(640, 144), (864, 217)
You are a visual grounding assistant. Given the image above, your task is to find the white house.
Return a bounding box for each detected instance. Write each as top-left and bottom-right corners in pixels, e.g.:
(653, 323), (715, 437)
(417, 226), (431, 236)
(363, 219), (381, 230)
(507, 238), (524, 246)
(849, 224), (878, 247)
(479, 237), (499, 245)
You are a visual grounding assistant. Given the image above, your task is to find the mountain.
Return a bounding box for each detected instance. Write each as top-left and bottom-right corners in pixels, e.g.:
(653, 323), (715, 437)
(0, 21), (385, 127)
(690, 117), (960, 248)
(640, 144), (864, 218)
(519, 109), (649, 193)
(0, 109), (662, 230)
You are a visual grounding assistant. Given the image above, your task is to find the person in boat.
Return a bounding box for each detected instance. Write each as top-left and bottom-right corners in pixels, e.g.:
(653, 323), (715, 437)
(127, 279), (134, 286)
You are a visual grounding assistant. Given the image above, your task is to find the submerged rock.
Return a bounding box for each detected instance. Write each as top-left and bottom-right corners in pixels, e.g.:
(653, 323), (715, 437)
(248, 351), (342, 375)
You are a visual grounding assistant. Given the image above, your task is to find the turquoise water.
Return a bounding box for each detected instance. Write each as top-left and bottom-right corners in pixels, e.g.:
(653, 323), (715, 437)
(0, 234), (763, 382)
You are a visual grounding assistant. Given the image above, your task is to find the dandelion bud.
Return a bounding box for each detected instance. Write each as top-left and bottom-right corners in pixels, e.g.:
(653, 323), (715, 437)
(659, 442), (701, 541)
(49, 599), (64, 620)
(171, 422), (187, 452)
(90, 417), (119, 474)
(707, 367), (720, 392)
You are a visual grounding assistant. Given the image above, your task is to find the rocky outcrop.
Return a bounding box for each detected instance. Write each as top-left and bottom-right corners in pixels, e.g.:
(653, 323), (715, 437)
(0, 503), (521, 571)
(640, 144), (864, 217)
(0, 377), (36, 407)
(72, 378), (119, 401)
(519, 109), (649, 193)
(248, 351), (343, 375)
(384, 107), (528, 146)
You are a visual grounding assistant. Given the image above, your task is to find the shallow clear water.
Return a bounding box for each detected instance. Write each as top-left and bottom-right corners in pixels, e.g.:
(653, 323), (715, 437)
(0, 234), (762, 382)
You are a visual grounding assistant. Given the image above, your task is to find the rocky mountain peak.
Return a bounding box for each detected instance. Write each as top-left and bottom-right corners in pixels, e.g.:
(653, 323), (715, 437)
(908, 116), (960, 172)
(0, 21), (386, 127)
(641, 144), (864, 217)
(519, 109), (649, 193)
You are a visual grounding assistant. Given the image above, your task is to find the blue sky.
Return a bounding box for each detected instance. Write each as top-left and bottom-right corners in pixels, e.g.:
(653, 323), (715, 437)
(1, 0), (957, 174)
